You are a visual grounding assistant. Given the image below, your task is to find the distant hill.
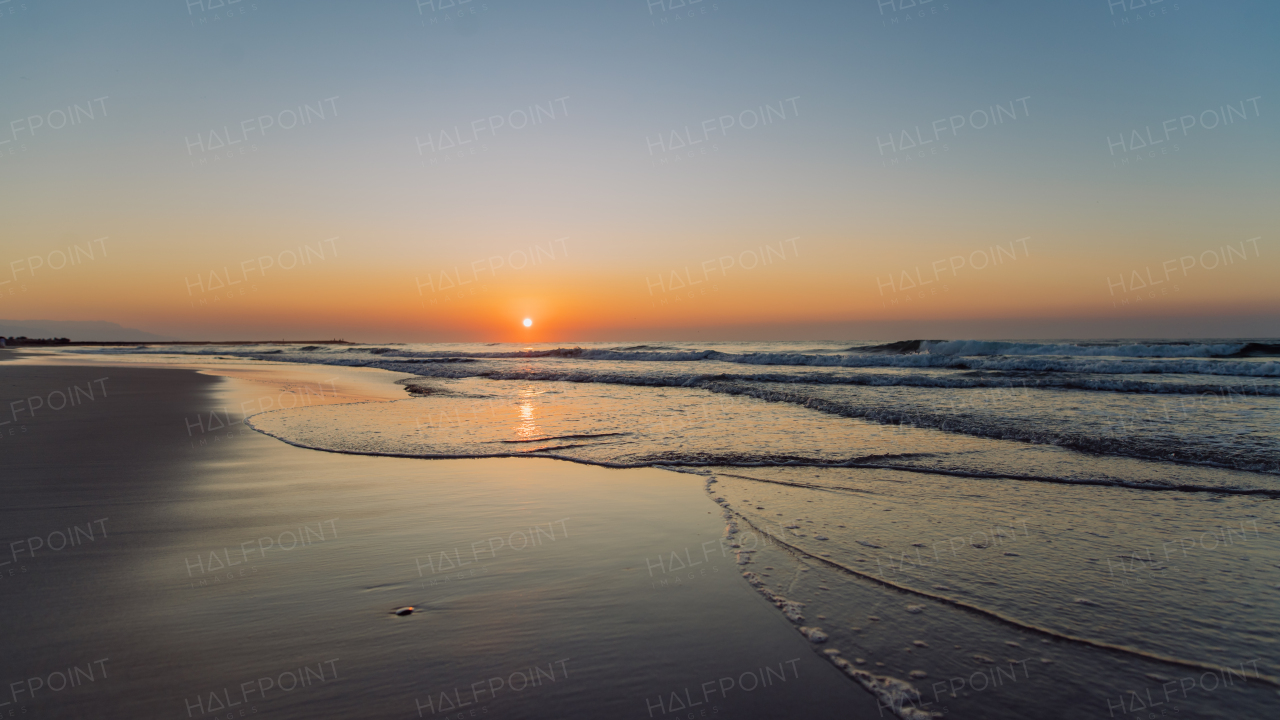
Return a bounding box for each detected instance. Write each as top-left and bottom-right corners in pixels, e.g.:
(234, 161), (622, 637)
(0, 320), (175, 342)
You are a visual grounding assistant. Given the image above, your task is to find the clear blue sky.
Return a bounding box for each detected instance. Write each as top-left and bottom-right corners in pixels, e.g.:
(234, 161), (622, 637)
(2, 0), (1276, 340)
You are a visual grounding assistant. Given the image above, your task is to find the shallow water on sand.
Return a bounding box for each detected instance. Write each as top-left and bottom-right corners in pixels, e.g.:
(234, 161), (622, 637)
(29, 344), (1280, 718)
(242, 375), (1280, 719)
(72, 339), (1280, 474)
(712, 467), (1279, 719)
(0, 365), (881, 720)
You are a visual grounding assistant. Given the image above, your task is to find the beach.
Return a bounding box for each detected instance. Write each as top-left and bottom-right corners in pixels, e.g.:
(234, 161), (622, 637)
(0, 352), (882, 720)
(7, 0), (1276, 716)
(1, 340), (1274, 719)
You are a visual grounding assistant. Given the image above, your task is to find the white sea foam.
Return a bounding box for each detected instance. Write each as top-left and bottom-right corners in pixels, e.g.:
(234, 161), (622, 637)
(66, 341), (1280, 376)
(57, 341), (1275, 720)
(916, 340), (1269, 358)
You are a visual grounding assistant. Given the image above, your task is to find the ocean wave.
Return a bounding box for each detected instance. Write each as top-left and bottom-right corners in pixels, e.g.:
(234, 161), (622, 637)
(244, 384), (1280, 491)
(347, 349), (1280, 376)
(304, 359), (1280, 473)
(914, 340), (1280, 358)
(244, 421), (1280, 496)
(62, 342), (1280, 376)
(48, 344), (1280, 473)
(850, 340), (944, 354)
(378, 363), (1280, 395)
(853, 339), (1280, 358)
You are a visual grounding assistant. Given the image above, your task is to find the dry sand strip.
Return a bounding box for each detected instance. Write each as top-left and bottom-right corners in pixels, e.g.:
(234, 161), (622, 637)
(0, 358), (883, 720)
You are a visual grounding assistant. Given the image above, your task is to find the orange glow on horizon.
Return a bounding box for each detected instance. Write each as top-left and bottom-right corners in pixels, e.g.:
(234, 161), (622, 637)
(5, 231), (1275, 341)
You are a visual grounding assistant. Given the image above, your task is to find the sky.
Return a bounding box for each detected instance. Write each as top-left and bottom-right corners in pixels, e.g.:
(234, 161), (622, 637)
(1, 0), (1277, 342)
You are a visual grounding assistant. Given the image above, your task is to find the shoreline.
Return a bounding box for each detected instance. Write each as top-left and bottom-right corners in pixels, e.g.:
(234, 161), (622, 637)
(2, 340), (357, 346)
(10, 347), (1277, 719)
(0, 354), (882, 719)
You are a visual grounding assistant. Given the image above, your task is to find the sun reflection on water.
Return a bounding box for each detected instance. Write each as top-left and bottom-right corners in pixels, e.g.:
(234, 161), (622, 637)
(515, 387), (540, 439)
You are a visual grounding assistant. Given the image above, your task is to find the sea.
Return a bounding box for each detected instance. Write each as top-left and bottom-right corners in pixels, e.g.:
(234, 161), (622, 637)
(69, 338), (1280, 718)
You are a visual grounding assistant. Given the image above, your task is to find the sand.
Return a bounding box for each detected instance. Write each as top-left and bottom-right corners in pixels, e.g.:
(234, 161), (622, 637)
(0, 354), (882, 719)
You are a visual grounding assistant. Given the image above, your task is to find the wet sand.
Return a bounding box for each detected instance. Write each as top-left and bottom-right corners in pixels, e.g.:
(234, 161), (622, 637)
(0, 356), (881, 719)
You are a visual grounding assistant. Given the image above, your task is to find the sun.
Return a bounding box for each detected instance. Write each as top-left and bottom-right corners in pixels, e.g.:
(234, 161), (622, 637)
(522, 318), (533, 328)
